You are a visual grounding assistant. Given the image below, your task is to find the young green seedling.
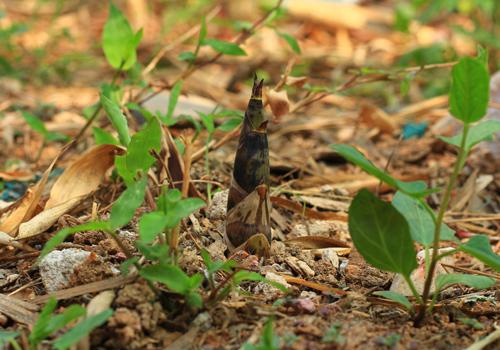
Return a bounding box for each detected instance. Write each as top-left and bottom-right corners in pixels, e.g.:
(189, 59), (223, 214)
(332, 51), (499, 324)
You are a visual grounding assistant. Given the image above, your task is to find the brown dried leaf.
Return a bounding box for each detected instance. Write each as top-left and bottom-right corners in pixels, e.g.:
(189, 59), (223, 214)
(16, 145), (123, 239)
(265, 88), (290, 120)
(270, 196), (347, 222)
(45, 144), (123, 209)
(0, 150), (62, 236)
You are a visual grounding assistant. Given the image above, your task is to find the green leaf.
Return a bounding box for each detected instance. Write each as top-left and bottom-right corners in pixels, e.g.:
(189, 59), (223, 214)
(186, 291), (203, 308)
(332, 144), (435, 197)
(110, 177), (147, 229)
(348, 189), (417, 276)
(120, 256), (139, 275)
(92, 127), (119, 145)
(439, 120), (500, 152)
(102, 3), (141, 70)
(138, 211), (168, 243)
(233, 271), (288, 293)
(22, 111), (47, 135)
(163, 80), (183, 124)
(200, 113), (215, 134)
(392, 191), (455, 246)
(45, 132), (69, 142)
(373, 291), (412, 311)
(53, 309), (113, 350)
(218, 117), (242, 132)
(202, 38), (246, 56)
(0, 331), (19, 347)
(125, 117), (161, 174)
(476, 46), (488, 66)
(29, 298), (58, 346)
(30, 299), (86, 347)
(198, 17), (207, 46)
(114, 155), (135, 186)
(45, 305), (86, 336)
(449, 57), (490, 123)
(101, 94), (130, 146)
(277, 32), (301, 54)
(201, 250), (236, 274)
(435, 273), (496, 291)
(39, 221), (110, 260)
(178, 51), (196, 63)
(135, 241), (170, 262)
(140, 264), (195, 294)
(458, 235), (500, 271)
(165, 197), (205, 229)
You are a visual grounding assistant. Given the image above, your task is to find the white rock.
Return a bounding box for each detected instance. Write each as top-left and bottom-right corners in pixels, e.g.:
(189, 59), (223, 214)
(285, 256), (315, 278)
(321, 248), (340, 269)
(291, 221), (346, 237)
(265, 272), (291, 288)
(254, 272), (291, 297)
(39, 248), (90, 292)
(206, 190), (228, 220)
(390, 248), (455, 296)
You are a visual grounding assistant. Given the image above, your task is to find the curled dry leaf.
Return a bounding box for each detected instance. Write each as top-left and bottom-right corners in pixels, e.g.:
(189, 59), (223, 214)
(265, 88), (290, 121)
(270, 196), (348, 222)
(285, 75), (307, 88)
(0, 150), (62, 236)
(0, 170), (34, 182)
(16, 144), (124, 240)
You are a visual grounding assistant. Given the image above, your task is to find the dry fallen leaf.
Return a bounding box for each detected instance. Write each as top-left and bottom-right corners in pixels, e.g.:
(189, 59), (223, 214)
(16, 144), (123, 239)
(265, 88), (290, 121)
(0, 151), (61, 236)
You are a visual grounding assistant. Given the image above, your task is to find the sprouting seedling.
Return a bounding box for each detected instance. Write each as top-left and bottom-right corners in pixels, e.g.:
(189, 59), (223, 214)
(331, 50), (499, 324)
(225, 75), (272, 258)
(243, 318), (281, 350)
(28, 297), (112, 350)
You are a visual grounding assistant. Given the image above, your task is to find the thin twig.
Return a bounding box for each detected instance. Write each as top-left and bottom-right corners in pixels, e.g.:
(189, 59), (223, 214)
(137, 0), (284, 106)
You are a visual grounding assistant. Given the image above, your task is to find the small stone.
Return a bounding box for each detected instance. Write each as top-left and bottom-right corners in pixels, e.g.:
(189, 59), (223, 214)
(288, 298), (316, 314)
(299, 291), (317, 299)
(321, 248), (340, 269)
(390, 248), (455, 296)
(192, 312), (212, 331)
(291, 221), (345, 237)
(206, 190), (228, 220)
(285, 256), (315, 278)
(254, 271), (290, 298)
(270, 240), (286, 256)
(39, 248), (91, 292)
(118, 230), (137, 241)
(265, 271), (291, 288)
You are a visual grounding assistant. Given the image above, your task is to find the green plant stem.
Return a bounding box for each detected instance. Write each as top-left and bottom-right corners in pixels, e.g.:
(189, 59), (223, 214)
(105, 229), (159, 295)
(10, 340), (22, 350)
(402, 274), (423, 306)
(419, 199), (437, 224)
(73, 64), (124, 144)
(414, 123), (471, 325)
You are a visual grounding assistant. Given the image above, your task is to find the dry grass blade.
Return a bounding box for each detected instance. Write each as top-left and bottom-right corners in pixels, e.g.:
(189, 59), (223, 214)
(0, 294), (39, 325)
(270, 196), (348, 221)
(278, 274), (347, 295)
